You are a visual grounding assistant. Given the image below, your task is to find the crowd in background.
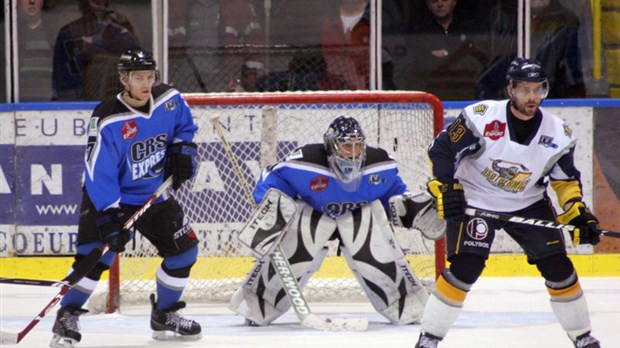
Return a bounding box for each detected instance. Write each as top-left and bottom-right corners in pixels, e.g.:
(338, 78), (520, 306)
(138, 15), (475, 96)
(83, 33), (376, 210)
(2, 0), (614, 103)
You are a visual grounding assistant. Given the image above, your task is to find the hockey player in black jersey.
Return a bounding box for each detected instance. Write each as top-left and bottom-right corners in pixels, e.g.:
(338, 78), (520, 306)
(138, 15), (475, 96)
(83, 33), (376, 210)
(50, 50), (201, 347)
(415, 58), (602, 348)
(229, 116), (445, 327)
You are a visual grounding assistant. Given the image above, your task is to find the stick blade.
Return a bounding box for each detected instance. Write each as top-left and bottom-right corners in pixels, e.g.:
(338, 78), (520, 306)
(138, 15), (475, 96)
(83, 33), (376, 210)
(0, 331), (19, 345)
(301, 314), (369, 332)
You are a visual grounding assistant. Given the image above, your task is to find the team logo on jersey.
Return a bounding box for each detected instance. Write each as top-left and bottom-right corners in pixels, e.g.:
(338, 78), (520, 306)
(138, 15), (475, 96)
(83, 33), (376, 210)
(473, 104), (488, 115)
(310, 176), (328, 192)
(165, 99), (178, 111)
(483, 120), (506, 140)
(129, 134), (168, 179)
(481, 159), (531, 193)
(122, 120), (138, 140)
(563, 123), (573, 138)
(448, 118), (466, 143)
(538, 135), (558, 148)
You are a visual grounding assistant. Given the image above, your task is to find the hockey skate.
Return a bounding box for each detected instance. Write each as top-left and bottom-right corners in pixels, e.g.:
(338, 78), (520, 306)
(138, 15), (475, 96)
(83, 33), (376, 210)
(49, 306), (88, 348)
(414, 332), (442, 348)
(150, 294), (202, 341)
(572, 332), (601, 348)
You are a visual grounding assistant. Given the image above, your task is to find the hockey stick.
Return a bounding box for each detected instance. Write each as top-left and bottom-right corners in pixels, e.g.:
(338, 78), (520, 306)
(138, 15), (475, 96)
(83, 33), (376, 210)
(0, 278), (69, 287)
(0, 248), (102, 345)
(211, 115), (368, 331)
(0, 176), (173, 345)
(465, 208), (620, 239)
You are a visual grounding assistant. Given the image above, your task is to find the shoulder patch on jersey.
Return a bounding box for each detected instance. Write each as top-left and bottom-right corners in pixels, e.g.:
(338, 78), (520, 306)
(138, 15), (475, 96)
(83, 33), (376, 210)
(165, 99), (178, 111)
(473, 104), (488, 115)
(88, 117), (99, 136)
(563, 123), (573, 138)
(447, 117), (466, 143)
(288, 148), (303, 160)
(538, 135), (558, 148)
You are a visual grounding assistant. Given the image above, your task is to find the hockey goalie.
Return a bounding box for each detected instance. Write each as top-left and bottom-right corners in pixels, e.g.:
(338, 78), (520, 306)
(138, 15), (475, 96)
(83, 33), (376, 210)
(229, 116), (445, 326)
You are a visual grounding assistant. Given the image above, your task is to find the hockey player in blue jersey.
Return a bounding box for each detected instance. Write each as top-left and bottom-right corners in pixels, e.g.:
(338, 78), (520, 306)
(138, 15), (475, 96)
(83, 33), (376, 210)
(414, 58), (602, 348)
(229, 116), (445, 326)
(50, 50), (201, 347)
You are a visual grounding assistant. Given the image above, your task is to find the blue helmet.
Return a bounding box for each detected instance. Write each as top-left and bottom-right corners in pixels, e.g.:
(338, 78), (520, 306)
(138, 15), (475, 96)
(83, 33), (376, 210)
(324, 116), (366, 184)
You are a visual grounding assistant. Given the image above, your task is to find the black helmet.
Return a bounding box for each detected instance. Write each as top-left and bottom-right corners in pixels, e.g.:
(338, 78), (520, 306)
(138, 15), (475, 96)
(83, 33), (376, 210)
(505, 57), (547, 83)
(118, 50), (157, 73)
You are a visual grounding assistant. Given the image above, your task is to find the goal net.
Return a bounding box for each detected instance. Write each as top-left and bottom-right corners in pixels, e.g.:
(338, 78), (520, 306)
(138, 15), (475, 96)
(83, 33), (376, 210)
(95, 91), (445, 312)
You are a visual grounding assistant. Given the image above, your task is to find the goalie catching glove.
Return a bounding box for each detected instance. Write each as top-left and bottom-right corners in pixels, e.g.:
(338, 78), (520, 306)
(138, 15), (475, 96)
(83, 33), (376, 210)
(389, 192), (446, 240)
(165, 141), (198, 190)
(426, 178), (466, 222)
(557, 201), (601, 245)
(96, 208), (132, 252)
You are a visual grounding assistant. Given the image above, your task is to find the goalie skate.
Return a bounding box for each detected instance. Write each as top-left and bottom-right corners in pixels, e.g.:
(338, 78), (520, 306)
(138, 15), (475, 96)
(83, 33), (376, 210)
(150, 294), (202, 341)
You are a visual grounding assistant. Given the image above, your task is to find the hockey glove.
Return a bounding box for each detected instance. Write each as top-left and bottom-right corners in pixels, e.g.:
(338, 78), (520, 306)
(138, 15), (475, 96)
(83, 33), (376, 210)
(96, 208), (132, 253)
(165, 142), (198, 190)
(557, 201), (601, 246)
(389, 192), (446, 240)
(426, 178), (466, 222)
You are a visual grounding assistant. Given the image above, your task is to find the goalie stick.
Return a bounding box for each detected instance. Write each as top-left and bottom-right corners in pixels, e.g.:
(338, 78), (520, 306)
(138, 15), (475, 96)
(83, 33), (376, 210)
(0, 176), (173, 345)
(211, 115), (368, 332)
(465, 208), (620, 239)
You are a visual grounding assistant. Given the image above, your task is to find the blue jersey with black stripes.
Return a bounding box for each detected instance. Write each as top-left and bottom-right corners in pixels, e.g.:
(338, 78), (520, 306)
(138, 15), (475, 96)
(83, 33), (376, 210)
(254, 144), (409, 219)
(84, 84), (197, 211)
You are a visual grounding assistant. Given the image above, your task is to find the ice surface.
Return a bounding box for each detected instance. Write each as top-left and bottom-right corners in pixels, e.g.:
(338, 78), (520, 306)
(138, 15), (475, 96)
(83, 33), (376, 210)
(1, 277), (618, 348)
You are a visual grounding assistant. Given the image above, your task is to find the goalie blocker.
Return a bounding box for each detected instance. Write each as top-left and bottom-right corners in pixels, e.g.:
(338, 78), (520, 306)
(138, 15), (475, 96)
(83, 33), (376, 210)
(230, 193), (429, 325)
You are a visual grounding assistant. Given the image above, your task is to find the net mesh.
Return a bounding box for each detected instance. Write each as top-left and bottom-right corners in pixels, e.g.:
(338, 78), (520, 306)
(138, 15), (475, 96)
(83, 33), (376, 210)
(93, 91), (443, 311)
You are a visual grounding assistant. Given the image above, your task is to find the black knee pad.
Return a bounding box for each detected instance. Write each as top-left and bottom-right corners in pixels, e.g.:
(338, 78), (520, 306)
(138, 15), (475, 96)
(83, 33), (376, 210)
(535, 254), (575, 283)
(85, 261), (111, 281)
(448, 253), (486, 285)
(161, 262), (192, 278)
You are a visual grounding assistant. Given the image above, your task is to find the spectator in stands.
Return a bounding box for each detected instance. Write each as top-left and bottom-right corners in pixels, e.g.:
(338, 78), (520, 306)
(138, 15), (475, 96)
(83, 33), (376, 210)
(167, 0), (265, 93)
(52, 0), (141, 101)
(407, 0), (488, 100)
(256, 52), (345, 92)
(320, 0), (371, 90)
(17, 0), (54, 102)
(476, 0), (585, 99)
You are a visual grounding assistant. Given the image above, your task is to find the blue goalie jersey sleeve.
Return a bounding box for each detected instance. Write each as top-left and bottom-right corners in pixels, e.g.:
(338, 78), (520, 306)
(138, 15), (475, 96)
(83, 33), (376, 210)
(254, 144), (409, 219)
(84, 84), (197, 211)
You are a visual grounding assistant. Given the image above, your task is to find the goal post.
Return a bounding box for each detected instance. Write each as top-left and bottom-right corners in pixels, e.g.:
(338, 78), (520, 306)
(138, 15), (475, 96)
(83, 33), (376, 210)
(100, 91), (445, 313)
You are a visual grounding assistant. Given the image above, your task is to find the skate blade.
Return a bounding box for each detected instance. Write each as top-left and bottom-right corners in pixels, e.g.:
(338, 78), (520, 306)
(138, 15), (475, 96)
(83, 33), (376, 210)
(152, 331), (202, 341)
(49, 334), (79, 348)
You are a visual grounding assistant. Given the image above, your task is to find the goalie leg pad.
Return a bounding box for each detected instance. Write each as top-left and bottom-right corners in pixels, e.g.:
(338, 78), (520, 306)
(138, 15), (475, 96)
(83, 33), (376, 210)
(229, 204), (336, 325)
(237, 188), (298, 257)
(337, 200), (428, 324)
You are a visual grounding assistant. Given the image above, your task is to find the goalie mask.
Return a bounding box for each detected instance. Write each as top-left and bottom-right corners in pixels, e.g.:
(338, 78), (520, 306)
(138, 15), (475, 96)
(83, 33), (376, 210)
(324, 116), (366, 190)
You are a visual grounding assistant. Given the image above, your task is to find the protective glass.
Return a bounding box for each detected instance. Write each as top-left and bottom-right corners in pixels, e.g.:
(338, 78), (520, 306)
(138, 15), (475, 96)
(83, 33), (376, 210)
(509, 81), (549, 99)
(127, 70), (161, 86)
